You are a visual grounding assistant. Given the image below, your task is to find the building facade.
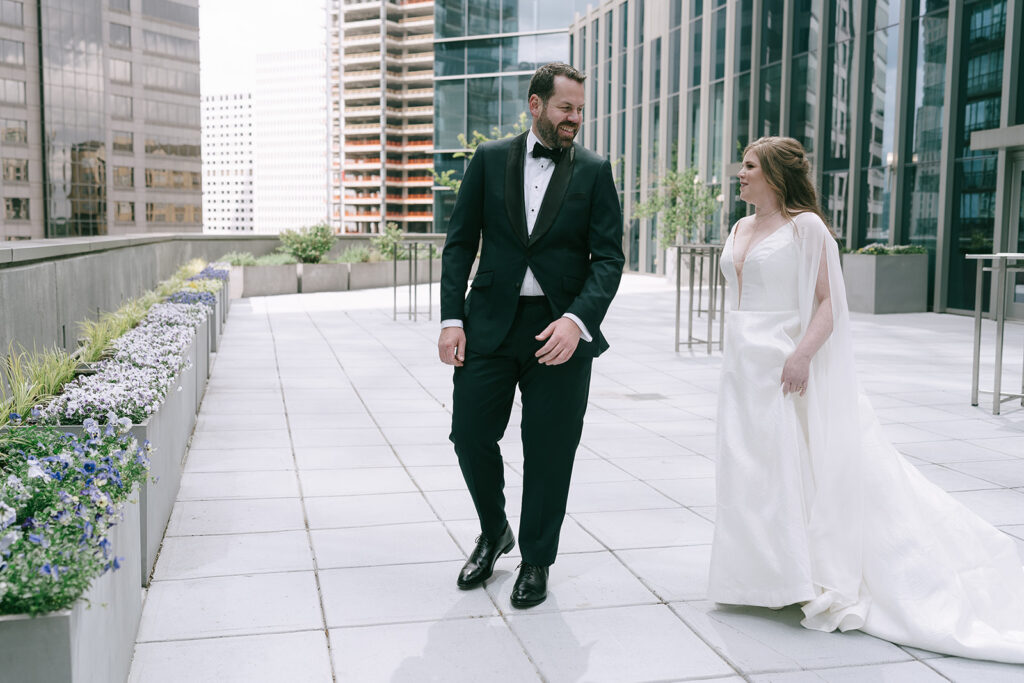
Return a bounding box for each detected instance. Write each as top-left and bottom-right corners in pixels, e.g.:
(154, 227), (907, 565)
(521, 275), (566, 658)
(0, 0), (202, 240)
(201, 92), (254, 233)
(569, 0), (1024, 315)
(327, 0), (434, 235)
(431, 0), (593, 229)
(253, 48), (329, 235)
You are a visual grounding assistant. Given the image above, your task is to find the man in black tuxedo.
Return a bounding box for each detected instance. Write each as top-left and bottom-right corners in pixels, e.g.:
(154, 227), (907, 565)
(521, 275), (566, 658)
(437, 62), (624, 608)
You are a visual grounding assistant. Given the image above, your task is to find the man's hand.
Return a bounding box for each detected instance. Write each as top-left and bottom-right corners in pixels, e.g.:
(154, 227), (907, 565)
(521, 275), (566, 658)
(438, 327), (466, 367)
(535, 318), (581, 366)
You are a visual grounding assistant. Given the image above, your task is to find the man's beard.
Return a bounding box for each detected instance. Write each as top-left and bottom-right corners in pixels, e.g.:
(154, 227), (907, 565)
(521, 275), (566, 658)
(536, 107), (578, 149)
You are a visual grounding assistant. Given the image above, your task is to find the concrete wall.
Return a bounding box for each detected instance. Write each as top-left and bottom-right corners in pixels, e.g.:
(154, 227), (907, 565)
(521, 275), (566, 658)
(0, 233), (446, 358)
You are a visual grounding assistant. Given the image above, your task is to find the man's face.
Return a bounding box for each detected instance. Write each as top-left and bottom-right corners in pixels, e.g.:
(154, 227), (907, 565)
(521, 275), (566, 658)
(530, 76), (585, 149)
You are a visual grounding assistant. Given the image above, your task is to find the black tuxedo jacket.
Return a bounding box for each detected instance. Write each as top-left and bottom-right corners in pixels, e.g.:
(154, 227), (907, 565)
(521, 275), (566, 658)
(440, 131), (624, 357)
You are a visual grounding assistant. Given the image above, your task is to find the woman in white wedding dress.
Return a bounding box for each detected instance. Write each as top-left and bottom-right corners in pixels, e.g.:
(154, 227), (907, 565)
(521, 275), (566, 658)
(709, 135), (1024, 663)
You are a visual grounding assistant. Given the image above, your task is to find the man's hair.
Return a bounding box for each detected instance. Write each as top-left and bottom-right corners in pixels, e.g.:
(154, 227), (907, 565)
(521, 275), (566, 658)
(528, 62), (586, 103)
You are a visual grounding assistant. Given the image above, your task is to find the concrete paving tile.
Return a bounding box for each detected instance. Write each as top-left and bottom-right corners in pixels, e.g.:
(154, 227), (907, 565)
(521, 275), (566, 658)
(748, 661), (948, 682)
(926, 656), (1024, 681)
(506, 605), (734, 682)
(293, 445), (400, 469)
(137, 572), (323, 641)
(649, 477), (717, 506)
(408, 464), (522, 491)
(483, 551), (658, 613)
(166, 498), (307, 536)
(310, 521), (463, 568)
(184, 448), (294, 473)
(195, 413), (288, 432)
(304, 492), (437, 529)
(298, 467), (417, 497)
(329, 618), (539, 682)
(424, 486), (524, 521)
(567, 458), (635, 483)
(566, 481), (679, 513)
(948, 459), (1024, 488)
(915, 464), (1004, 492)
(130, 630), (333, 683)
(952, 489), (1024, 526)
(391, 443), (457, 466)
(178, 471), (300, 500)
(446, 516), (604, 559)
(610, 454), (715, 479)
(318, 561), (499, 627)
(671, 602), (914, 672)
(189, 429), (292, 450)
(617, 545), (712, 601)
(379, 425), (454, 445)
(573, 507), (714, 549)
(153, 530), (313, 581)
(291, 427), (388, 448)
(198, 395), (285, 415)
(584, 434), (696, 459)
(287, 412), (377, 430)
(896, 439), (1015, 464)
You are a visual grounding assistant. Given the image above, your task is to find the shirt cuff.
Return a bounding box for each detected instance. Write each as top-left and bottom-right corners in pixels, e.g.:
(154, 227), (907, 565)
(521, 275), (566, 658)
(562, 313), (592, 342)
(441, 319), (464, 329)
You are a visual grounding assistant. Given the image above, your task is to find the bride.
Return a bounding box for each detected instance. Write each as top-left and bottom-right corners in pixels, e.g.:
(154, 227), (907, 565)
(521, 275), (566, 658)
(709, 135), (1024, 663)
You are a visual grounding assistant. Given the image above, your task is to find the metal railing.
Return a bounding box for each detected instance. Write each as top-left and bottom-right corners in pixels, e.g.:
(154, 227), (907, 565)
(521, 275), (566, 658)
(968, 253), (1024, 415)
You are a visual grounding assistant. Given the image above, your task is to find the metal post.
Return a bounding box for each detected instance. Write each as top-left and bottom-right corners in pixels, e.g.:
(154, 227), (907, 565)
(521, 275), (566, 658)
(428, 245), (433, 321)
(407, 244), (414, 320)
(718, 259), (726, 351)
(971, 257), (985, 406)
(687, 250), (696, 349)
(392, 244), (398, 321)
(412, 242), (419, 322)
(674, 246), (682, 352)
(993, 255), (1007, 415)
(706, 248), (715, 354)
(697, 254), (704, 314)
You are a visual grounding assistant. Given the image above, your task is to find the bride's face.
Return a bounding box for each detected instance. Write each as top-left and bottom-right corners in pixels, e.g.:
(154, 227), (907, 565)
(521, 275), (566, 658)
(737, 151), (768, 205)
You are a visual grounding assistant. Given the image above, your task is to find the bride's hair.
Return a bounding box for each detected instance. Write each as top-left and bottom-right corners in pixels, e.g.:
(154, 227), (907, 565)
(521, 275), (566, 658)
(744, 137), (831, 232)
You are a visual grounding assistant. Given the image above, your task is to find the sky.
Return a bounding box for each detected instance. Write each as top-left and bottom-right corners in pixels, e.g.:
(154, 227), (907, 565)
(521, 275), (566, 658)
(199, 0), (326, 96)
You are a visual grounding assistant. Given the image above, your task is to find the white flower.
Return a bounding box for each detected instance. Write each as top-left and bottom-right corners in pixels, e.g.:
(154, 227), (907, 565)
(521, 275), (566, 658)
(26, 458), (46, 480)
(0, 502), (15, 530)
(0, 530), (19, 554)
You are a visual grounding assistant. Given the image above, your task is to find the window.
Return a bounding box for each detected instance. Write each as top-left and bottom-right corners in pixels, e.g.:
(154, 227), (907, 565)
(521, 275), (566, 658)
(112, 94), (133, 119)
(1, 78), (25, 105)
(4, 197), (28, 220)
(0, 1), (22, 26)
(113, 165), (134, 188)
(110, 23), (131, 48)
(110, 0), (129, 11)
(143, 29), (198, 61)
(0, 38), (24, 65)
(110, 58), (132, 83)
(115, 201), (134, 222)
(113, 130), (133, 153)
(2, 158), (27, 182)
(2, 118), (26, 144)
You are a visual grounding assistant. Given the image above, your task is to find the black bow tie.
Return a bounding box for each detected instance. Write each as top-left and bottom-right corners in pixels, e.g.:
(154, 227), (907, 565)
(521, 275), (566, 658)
(532, 142), (563, 163)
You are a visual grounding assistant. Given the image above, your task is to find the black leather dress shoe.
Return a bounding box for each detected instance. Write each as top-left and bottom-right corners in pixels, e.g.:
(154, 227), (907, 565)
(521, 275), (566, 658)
(457, 524), (515, 589)
(510, 562), (548, 608)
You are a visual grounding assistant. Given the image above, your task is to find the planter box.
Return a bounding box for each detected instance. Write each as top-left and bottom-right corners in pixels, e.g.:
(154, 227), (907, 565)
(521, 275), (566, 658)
(0, 492), (142, 683)
(240, 265), (297, 297)
(301, 263), (350, 293)
(393, 258), (442, 287)
(228, 265), (244, 300)
(349, 261), (393, 290)
(57, 324), (201, 585)
(194, 315), (210, 408)
(841, 252), (928, 314)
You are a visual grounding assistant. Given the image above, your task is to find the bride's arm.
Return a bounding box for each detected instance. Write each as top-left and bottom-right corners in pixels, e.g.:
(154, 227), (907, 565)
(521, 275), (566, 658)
(781, 243), (833, 396)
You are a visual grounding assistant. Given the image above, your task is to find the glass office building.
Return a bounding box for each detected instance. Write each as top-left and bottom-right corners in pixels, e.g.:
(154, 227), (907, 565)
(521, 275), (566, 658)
(0, 0), (201, 240)
(431, 0), (593, 227)
(569, 0), (1024, 316)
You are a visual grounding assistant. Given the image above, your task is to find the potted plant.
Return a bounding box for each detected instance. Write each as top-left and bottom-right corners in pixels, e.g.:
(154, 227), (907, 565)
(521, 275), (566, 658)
(841, 243), (929, 313)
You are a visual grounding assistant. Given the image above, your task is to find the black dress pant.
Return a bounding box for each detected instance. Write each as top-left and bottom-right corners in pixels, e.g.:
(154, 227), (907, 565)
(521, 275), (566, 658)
(450, 297), (592, 567)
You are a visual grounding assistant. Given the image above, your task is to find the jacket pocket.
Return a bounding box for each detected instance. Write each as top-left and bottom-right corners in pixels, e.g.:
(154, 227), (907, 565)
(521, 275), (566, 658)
(471, 270), (493, 288)
(562, 275), (584, 295)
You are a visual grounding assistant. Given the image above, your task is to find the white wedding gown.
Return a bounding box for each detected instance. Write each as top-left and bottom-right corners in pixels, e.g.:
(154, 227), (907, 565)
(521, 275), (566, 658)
(709, 211), (1024, 663)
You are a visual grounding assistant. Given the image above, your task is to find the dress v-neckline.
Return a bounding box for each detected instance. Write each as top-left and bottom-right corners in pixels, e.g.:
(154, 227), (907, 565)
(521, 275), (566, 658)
(732, 220), (793, 309)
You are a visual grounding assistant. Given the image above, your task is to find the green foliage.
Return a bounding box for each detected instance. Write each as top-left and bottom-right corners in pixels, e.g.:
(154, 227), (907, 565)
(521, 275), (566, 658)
(633, 167), (720, 247)
(335, 245), (373, 263)
(432, 112), (530, 196)
(254, 252), (298, 266)
(278, 223), (335, 264)
(855, 243), (928, 255)
(23, 345), (79, 403)
(219, 251), (258, 266)
(0, 344), (37, 428)
(370, 222), (405, 260)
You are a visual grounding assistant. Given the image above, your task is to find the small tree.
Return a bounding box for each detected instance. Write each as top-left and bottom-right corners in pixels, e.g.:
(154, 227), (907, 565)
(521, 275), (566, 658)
(433, 112), (530, 196)
(370, 222), (405, 259)
(633, 167), (720, 247)
(278, 223), (335, 263)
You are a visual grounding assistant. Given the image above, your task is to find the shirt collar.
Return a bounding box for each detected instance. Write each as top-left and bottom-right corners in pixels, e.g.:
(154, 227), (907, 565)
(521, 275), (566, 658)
(526, 128), (551, 161)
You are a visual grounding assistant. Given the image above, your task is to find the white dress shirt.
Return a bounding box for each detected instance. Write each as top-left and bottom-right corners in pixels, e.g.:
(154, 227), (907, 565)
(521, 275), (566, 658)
(442, 128), (592, 342)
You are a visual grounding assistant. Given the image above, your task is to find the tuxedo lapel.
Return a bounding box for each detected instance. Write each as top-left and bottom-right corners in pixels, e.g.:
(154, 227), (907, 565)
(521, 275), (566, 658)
(529, 144), (575, 246)
(504, 132), (529, 247)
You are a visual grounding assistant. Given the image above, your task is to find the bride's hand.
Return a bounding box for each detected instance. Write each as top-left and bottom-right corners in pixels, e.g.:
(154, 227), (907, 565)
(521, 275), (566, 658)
(781, 354), (810, 396)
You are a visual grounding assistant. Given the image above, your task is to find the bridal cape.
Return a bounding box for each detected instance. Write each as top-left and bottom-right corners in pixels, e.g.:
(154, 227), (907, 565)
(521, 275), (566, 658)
(709, 211), (1024, 663)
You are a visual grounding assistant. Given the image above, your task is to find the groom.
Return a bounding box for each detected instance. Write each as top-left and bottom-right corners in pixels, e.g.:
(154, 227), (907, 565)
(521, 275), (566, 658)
(438, 62), (624, 608)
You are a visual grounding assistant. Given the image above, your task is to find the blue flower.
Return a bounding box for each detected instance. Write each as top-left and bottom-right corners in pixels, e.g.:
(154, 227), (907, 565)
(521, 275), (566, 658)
(8, 412), (21, 425)
(30, 406), (41, 419)
(82, 417), (99, 436)
(82, 460), (97, 474)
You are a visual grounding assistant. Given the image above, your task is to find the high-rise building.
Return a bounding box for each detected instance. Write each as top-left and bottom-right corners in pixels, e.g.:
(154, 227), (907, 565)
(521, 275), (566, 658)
(201, 93), (254, 233)
(326, 0), (435, 235)
(0, 0), (202, 240)
(253, 48), (329, 234)
(569, 0), (1024, 316)
(431, 0), (592, 230)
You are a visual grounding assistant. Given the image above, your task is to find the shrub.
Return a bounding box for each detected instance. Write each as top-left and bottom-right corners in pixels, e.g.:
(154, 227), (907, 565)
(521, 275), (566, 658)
(279, 223), (335, 264)
(254, 252), (298, 266)
(855, 243), (928, 255)
(370, 222), (405, 260)
(220, 251), (258, 266)
(335, 245), (372, 263)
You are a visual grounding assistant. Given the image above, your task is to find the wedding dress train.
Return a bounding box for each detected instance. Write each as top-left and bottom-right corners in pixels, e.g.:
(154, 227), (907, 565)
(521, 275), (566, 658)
(708, 212), (1024, 663)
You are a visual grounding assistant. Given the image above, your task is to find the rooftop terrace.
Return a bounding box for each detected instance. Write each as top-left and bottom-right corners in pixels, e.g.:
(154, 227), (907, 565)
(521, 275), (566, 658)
(127, 274), (1024, 682)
